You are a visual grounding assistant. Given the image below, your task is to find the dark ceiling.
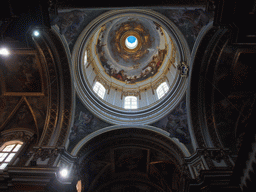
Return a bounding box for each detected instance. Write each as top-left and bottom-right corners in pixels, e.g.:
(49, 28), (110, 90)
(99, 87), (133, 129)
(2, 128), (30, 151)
(55, 0), (206, 8)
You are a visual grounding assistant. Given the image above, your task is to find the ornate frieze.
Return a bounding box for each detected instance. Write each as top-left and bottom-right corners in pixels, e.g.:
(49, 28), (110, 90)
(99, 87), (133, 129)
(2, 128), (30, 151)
(121, 90), (141, 100)
(30, 147), (63, 166)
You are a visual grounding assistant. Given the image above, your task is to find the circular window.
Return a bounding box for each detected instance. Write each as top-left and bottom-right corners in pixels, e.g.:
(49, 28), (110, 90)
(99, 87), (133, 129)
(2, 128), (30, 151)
(125, 35), (138, 49)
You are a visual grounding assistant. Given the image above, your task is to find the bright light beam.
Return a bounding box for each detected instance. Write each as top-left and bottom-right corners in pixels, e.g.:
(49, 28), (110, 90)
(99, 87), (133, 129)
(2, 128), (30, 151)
(59, 168), (68, 178)
(33, 30), (40, 37)
(0, 48), (10, 56)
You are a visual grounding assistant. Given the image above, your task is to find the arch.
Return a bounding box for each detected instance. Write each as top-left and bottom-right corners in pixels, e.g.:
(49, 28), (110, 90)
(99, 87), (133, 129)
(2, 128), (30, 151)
(31, 26), (74, 147)
(71, 125), (190, 157)
(187, 21), (214, 150)
(72, 125), (190, 192)
(187, 21), (237, 150)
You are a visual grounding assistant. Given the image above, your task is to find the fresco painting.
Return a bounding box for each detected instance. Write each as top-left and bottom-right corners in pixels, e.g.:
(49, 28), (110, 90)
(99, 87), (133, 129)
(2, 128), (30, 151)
(114, 148), (148, 173)
(0, 52), (42, 95)
(51, 8), (209, 153)
(51, 8), (213, 51)
(0, 97), (20, 126)
(2, 101), (38, 136)
(98, 46), (167, 84)
(51, 10), (87, 45)
(68, 96), (112, 151)
(165, 8), (213, 49)
(26, 96), (48, 136)
(152, 98), (191, 150)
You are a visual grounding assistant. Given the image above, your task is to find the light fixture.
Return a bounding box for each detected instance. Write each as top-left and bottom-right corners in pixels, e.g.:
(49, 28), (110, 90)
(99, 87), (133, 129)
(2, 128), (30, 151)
(33, 30), (40, 37)
(0, 48), (10, 56)
(59, 168), (69, 178)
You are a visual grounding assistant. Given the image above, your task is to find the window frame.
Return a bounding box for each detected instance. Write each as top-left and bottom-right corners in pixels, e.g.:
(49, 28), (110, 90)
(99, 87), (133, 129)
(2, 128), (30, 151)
(0, 141), (23, 170)
(156, 82), (169, 99)
(124, 96), (138, 109)
(93, 81), (106, 99)
(84, 50), (87, 67)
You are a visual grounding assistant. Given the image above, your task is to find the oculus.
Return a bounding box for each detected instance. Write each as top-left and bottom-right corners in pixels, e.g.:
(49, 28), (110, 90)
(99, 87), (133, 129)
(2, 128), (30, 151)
(125, 35), (138, 49)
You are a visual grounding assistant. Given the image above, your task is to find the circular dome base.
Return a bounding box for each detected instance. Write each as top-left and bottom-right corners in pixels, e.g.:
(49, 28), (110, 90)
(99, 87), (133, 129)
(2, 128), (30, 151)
(72, 9), (190, 124)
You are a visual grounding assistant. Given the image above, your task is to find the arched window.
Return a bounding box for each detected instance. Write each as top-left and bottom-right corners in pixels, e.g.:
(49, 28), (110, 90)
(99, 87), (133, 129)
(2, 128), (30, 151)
(93, 82), (106, 99)
(156, 82), (169, 99)
(0, 141), (23, 170)
(84, 50), (87, 66)
(124, 96), (138, 109)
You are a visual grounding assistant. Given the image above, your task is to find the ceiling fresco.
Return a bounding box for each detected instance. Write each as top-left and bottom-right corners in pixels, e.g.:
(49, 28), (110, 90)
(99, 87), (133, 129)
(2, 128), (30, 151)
(50, 8), (213, 51)
(93, 16), (172, 84)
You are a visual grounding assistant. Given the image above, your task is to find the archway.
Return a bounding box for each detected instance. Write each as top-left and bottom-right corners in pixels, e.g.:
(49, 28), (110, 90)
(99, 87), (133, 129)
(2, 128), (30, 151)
(73, 126), (190, 192)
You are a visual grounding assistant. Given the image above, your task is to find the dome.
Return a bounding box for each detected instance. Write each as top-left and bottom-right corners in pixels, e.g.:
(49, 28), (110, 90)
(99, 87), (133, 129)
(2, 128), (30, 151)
(93, 14), (171, 85)
(72, 9), (190, 124)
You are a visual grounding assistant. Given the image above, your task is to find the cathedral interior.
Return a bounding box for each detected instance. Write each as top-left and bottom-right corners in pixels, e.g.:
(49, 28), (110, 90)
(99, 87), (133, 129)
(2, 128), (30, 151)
(0, 0), (256, 191)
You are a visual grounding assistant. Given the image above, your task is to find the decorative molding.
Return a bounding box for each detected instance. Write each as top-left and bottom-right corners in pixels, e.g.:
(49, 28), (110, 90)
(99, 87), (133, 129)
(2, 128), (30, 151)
(185, 148), (234, 179)
(33, 28), (73, 147)
(152, 76), (168, 90)
(31, 147), (63, 166)
(0, 130), (34, 146)
(33, 31), (60, 147)
(0, 49), (45, 97)
(178, 61), (189, 77)
(121, 90), (141, 100)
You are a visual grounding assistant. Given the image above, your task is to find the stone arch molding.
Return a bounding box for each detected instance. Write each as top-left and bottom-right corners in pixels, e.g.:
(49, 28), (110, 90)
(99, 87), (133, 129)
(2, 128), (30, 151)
(72, 9), (191, 125)
(71, 124), (191, 157)
(187, 21), (214, 151)
(71, 125), (191, 192)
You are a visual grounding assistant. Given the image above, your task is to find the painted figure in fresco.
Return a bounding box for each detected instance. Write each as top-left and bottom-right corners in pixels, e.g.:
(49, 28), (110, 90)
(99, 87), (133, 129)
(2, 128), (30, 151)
(125, 48), (166, 83)
(112, 70), (126, 81)
(156, 100), (190, 144)
(69, 111), (93, 141)
(97, 36), (167, 83)
(17, 105), (30, 127)
(17, 63), (33, 91)
(167, 114), (190, 143)
(51, 11), (86, 44)
(170, 9), (211, 39)
(166, 101), (190, 144)
(5, 55), (41, 93)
